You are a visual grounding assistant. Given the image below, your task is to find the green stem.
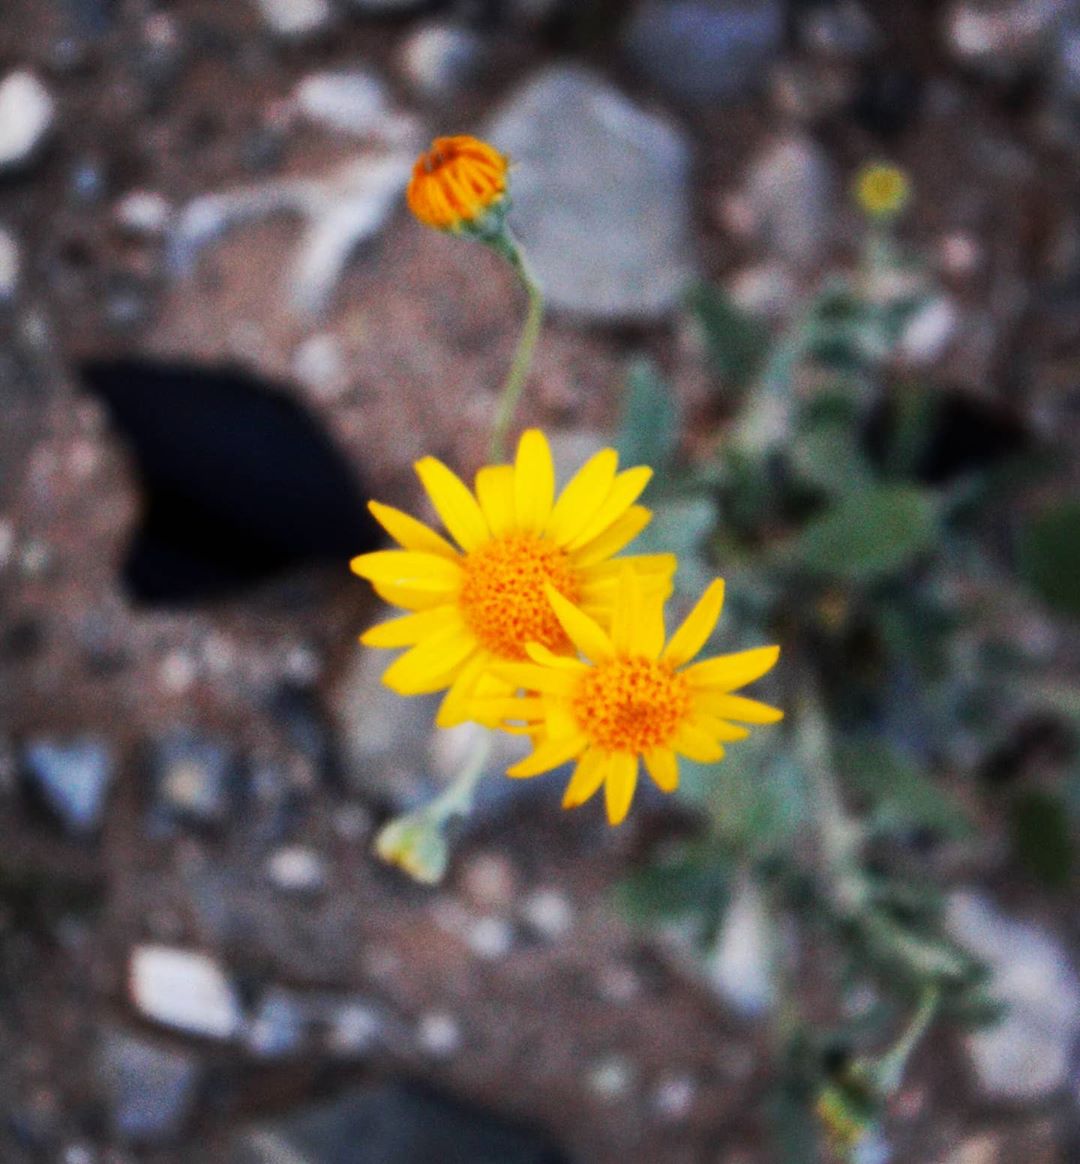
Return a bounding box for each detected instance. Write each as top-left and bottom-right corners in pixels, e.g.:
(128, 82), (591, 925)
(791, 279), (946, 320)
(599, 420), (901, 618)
(487, 237), (545, 462)
(429, 728), (493, 827)
(874, 988), (939, 1094)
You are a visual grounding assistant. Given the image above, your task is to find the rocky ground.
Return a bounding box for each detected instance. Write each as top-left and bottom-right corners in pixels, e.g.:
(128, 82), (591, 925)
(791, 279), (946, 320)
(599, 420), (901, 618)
(1, 1), (1080, 1161)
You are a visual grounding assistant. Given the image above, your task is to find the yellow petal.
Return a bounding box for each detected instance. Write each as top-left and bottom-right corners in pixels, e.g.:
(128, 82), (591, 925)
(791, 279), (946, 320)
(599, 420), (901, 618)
(695, 693), (784, 724)
(415, 456), (490, 551)
(662, 579), (726, 667)
(524, 641), (589, 671)
(371, 578), (454, 611)
(507, 731), (588, 778)
(477, 696), (547, 723)
(545, 448), (619, 544)
(474, 465), (515, 538)
(693, 713), (750, 742)
(673, 722), (726, 762)
(572, 505), (651, 567)
(604, 751), (638, 825)
(564, 466), (654, 552)
(611, 567), (643, 654)
(546, 584), (615, 661)
(380, 626), (477, 695)
(368, 501), (459, 559)
(561, 749), (607, 808)
(513, 429), (555, 532)
(351, 549), (462, 592)
(683, 646), (781, 692)
(494, 663), (581, 696)
(644, 747), (679, 793)
(435, 650), (495, 727)
(362, 605), (462, 648)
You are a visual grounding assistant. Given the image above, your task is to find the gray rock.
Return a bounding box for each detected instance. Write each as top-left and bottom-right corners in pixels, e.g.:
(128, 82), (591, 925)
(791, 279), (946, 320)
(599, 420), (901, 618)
(622, 0), (785, 106)
(944, 0), (1071, 80)
(946, 891), (1080, 1101)
(129, 945), (244, 1040)
(488, 65), (696, 321)
(293, 71), (390, 138)
(266, 845), (328, 895)
(243, 989), (308, 1059)
(0, 71), (55, 172)
(98, 1029), (201, 1143)
(230, 1083), (566, 1164)
(399, 23), (486, 97)
(153, 731), (234, 826)
(743, 135), (836, 268)
(22, 737), (114, 834)
(256, 0), (335, 39)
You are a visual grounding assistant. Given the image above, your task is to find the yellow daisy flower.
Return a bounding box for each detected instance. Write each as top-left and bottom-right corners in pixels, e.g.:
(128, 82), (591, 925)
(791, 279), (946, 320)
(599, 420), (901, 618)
(407, 135), (509, 233)
(351, 430), (676, 727)
(487, 568), (782, 826)
(853, 162), (910, 220)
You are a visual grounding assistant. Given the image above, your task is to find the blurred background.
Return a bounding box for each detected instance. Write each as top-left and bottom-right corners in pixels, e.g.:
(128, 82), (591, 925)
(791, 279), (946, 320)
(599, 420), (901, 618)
(1, 1), (1079, 1161)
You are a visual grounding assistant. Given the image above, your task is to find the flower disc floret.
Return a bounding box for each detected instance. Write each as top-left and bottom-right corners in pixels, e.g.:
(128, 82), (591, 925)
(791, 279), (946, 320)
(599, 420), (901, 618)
(573, 657), (690, 753)
(459, 533), (578, 659)
(407, 135), (509, 233)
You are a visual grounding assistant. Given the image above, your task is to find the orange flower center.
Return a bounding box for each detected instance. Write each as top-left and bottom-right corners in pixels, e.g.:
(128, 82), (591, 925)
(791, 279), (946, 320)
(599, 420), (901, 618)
(458, 533), (579, 660)
(407, 135), (508, 231)
(572, 656), (691, 753)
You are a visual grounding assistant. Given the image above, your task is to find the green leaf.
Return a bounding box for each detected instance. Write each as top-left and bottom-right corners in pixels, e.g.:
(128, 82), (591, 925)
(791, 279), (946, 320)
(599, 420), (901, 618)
(782, 485), (940, 582)
(793, 418), (875, 496)
(687, 283), (770, 389)
(839, 741), (972, 840)
(616, 357), (679, 471)
(1018, 502), (1080, 619)
(1009, 792), (1073, 888)
(616, 842), (732, 927)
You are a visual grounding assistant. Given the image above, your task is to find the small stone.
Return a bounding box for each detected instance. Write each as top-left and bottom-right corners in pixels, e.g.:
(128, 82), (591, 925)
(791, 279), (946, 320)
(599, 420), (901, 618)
(0, 71), (55, 172)
(292, 333), (347, 400)
(293, 71), (389, 138)
(22, 737), (114, 834)
(622, 0), (784, 106)
(0, 225), (20, 299)
(466, 916), (514, 961)
(416, 1012), (462, 1058)
(327, 999), (383, 1057)
(708, 876), (773, 1016)
(98, 1028), (202, 1143)
(945, 0), (1067, 80)
(587, 1054), (636, 1100)
(154, 732), (234, 826)
(243, 989), (307, 1059)
(743, 135), (836, 268)
(726, 262), (797, 320)
(114, 191), (171, 236)
(399, 23), (485, 97)
(520, 888), (573, 941)
(946, 891), (1080, 1101)
(652, 1073), (697, 1121)
(898, 296), (959, 365)
(256, 0), (334, 39)
(460, 852), (517, 911)
(488, 65), (696, 322)
(130, 945), (243, 1040)
(266, 846), (328, 895)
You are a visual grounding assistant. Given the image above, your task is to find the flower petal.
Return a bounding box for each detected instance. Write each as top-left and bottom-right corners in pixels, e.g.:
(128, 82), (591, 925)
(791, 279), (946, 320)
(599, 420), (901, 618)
(435, 650), (496, 727)
(513, 429), (555, 532)
(351, 550), (462, 593)
(524, 641), (589, 671)
(415, 456), (490, 551)
(545, 448), (619, 545)
(695, 693), (784, 724)
(545, 584), (615, 661)
(604, 751), (638, 825)
(368, 501), (459, 559)
(662, 579), (726, 667)
(572, 505), (651, 567)
(693, 713), (750, 742)
(683, 646), (781, 692)
(381, 627), (478, 695)
(673, 721), (726, 763)
(561, 749), (607, 809)
(474, 465), (516, 538)
(643, 747), (679, 793)
(507, 731), (588, 778)
(362, 605), (462, 648)
(611, 567), (643, 654)
(494, 662), (581, 696)
(564, 467), (654, 552)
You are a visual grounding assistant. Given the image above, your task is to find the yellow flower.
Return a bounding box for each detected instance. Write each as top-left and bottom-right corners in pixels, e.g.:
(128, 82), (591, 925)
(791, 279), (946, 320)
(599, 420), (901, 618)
(486, 568), (782, 826)
(407, 135), (509, 233)
(351, 430), (676, 727)
(854, 162), (910, 219)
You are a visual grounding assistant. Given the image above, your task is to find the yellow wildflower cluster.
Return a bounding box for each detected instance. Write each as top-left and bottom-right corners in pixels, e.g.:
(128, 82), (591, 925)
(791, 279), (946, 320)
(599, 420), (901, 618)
(352, 430), (782, 827)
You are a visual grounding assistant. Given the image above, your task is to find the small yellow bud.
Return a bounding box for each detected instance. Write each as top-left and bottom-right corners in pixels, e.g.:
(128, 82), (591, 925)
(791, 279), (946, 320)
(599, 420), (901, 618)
(374, 813), (449, 884)
(854, 163), (910, 220)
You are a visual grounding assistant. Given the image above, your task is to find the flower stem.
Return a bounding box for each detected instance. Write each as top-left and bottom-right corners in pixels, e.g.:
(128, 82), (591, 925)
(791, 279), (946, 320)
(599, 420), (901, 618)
(874, 987), (939, 1095)
(487, 236), (544, 462)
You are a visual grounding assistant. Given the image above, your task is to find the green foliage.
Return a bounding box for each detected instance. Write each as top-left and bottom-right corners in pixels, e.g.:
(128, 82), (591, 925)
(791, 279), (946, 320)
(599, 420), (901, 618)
(616, 357), (679, 471)
(1019, 501), (1080, 618)
(687, 283), (770, 390)
(1009, 791), (1073, 887)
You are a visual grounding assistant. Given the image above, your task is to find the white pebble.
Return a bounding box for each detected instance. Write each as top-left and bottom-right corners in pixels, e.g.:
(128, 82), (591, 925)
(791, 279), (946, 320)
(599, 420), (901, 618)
(114, 190), (172, 235)
(416, 1012), (461, 1058)
(520, 888), (573, 940)
(129, 945), (243, 1039)
(257, 0), (333, 38)
(0, 225), (19, 298)
(0, 71), (54, 170)
(267, 846), (328, 894)
(466, 916), (514, 961)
